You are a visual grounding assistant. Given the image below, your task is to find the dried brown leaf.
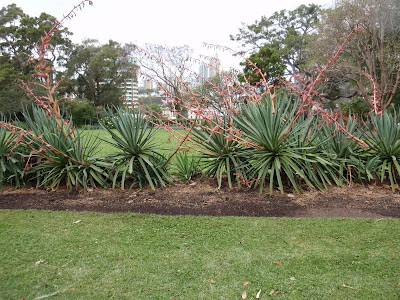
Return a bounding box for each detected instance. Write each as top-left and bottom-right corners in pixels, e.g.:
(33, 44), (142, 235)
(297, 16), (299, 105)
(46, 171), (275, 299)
(242, 281), (250, 286)
(35, 260), (44, 266)
(342, 284), (357, 290)
(290, 277), (296, 281)
(269, 290), (275, 295)
(210, 279), (216, 284)
(241, 291), (247, 299)
(273, 261), (282, 267)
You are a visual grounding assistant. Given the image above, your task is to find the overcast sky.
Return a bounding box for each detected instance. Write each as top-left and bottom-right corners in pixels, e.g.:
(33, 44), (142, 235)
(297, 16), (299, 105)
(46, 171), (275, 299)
(3, 0), (333, 68)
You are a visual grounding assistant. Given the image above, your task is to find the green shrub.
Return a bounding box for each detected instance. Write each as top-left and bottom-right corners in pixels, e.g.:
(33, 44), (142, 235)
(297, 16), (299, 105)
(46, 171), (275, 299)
(101, 107), (170, 190)
(172, 151), (201, 182)
(340, 97), (370, 116)
(316, 114), (368, 183)
(0, 120), (24, 188)
(191, 116), (248, 189)
(234, 94), (339, 194)
(22, 107), (109, 190)
(62, 98), (96, 126)
(365, 111), (400, 191)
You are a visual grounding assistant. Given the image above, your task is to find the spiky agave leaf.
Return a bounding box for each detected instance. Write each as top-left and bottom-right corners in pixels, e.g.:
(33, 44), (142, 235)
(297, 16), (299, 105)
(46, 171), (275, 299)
(365, 111), (400, 191)
(234, 94), (339, 194)
(191, 115), (248, 189)
(0, 117), (24, 188)
(172, 151), (201, 182)
(22, 107), (108, 190)
(101, 107), (170, 190)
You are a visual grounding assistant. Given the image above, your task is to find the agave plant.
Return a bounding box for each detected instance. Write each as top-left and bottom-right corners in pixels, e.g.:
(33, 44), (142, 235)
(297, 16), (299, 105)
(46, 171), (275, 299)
(294, 115), (343, 191)
(101, 108), (170, 190)
(365, 111), (400, 191)
(191, 116), (247, 189)
(21, 107), (108, 190)
(172, 151), (201, 182)
(234, 94), (339, 194)
(316, 114), (368, 184)
(0, 120), (24, 188)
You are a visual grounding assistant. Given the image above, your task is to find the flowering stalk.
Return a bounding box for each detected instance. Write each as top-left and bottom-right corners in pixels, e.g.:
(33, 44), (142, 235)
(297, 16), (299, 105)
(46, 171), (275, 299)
(281, 27), (369, 148)
(0, 1), (94, 172)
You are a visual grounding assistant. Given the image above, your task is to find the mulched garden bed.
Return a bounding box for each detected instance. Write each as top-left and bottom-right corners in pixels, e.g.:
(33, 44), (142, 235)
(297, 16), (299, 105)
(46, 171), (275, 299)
(1, 179), (400, 218)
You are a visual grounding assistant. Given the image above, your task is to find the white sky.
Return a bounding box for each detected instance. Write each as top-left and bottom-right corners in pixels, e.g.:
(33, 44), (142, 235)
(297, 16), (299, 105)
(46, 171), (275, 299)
(3, 0), (333, 68)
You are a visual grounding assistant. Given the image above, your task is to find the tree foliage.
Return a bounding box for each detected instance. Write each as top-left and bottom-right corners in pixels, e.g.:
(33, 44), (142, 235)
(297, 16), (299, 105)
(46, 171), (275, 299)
(231, 4), (321, 78)
(309, 0), (400, 109)
(134, 44), (193, 112)
(0, 4), (72, 114)
(63, 39), (138, 107)
(192, 71), (243, 113)
(238, 45), (285, 86)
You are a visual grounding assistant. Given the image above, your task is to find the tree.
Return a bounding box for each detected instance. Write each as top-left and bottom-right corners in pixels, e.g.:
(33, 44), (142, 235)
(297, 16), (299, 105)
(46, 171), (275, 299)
(138, 88), (164, 106)
(309, 0), (400, 110)
(238, 45), (285, 86)
(191, 71), (245, 114)
(231, 4), (322, 78)
(0, 55), (30, 115)
(0, 4), (72, 114)
(134, 44), (193, 112)
(63, 39), (137, 107)
(61, 98), (96, 126)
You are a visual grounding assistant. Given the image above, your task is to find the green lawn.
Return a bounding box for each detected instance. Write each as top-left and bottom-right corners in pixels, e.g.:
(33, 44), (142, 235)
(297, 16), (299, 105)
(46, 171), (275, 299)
(84, 127), (190, 157)
(1, 210), (399, 299)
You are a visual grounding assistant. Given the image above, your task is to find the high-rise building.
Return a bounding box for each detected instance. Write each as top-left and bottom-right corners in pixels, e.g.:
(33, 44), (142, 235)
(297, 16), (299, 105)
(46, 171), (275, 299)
(121, 78), (138, 109)
(99, 56), (138, 109)
(144, 79), (153, 90)
(199, 64), (209, 83)
(198, 54), (220, 83)
(119, 57), (138, 109)
(209, 54), (220, 78)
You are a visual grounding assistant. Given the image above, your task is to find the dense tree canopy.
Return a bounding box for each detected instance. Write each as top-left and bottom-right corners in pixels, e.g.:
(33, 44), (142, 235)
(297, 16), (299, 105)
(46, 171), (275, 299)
(231, 4), (322, 79)
(63, 39), (137, 108)
(0, 4), (72, 115)
(309, 0), (400, 110)
(238, 45), (285, 86)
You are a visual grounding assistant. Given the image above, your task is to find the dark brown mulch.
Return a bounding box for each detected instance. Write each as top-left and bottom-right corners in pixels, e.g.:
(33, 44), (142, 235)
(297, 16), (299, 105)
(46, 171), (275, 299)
(1, 179), (400, 218)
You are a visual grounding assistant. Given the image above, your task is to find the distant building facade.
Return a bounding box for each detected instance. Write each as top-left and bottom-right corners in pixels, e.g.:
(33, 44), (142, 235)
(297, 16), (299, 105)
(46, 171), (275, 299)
(121, 78), (138, 109)
(120, 57), (138, 109)
(198, 55), (221, 83)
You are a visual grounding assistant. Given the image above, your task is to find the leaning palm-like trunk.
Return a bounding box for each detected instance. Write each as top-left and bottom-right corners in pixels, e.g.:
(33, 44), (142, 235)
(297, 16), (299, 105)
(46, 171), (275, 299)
(101, 108), (170, 190)
(234, 94), (339, 194)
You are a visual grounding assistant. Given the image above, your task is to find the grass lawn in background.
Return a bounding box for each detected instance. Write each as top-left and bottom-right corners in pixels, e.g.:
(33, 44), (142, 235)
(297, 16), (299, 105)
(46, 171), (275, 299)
(1, 210), (399, 299)
(84, 127), (190, 157)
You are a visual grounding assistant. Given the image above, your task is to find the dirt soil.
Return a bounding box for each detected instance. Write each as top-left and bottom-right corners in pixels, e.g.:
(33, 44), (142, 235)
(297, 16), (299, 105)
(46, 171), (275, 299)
(1, 179), (400, 218)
